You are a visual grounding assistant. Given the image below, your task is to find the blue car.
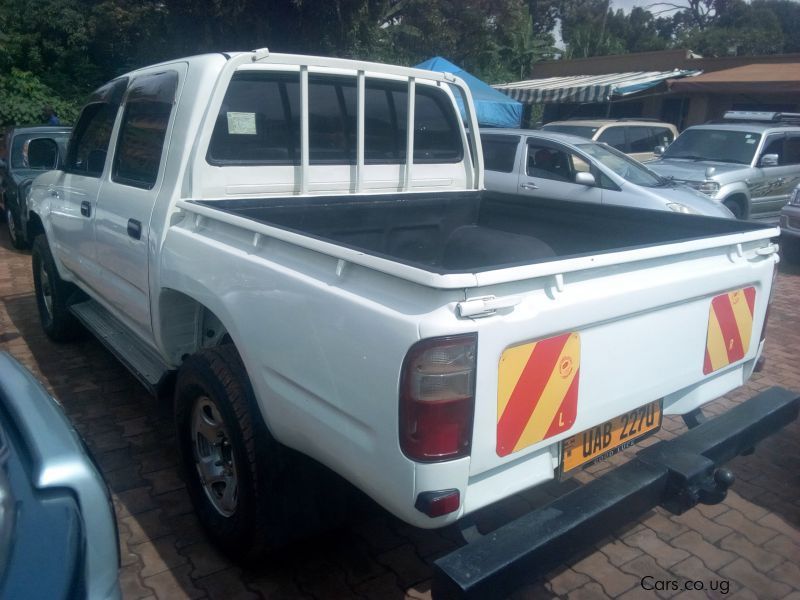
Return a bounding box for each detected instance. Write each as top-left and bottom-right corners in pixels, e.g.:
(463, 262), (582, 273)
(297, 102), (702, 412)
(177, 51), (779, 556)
(0, 352), (120, 599)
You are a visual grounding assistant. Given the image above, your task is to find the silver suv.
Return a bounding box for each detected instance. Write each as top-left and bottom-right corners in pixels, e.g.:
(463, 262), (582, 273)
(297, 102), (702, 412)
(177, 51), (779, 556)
(647, 111), (800, 221)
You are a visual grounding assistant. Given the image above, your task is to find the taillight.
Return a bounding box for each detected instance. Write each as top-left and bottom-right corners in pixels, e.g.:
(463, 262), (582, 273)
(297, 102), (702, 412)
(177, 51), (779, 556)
(399, 334), (477, 462)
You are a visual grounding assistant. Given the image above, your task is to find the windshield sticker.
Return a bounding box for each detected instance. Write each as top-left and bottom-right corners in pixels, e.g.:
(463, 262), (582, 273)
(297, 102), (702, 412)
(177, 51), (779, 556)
(746, 139), (756, 144)
(227, 112), (257, 135)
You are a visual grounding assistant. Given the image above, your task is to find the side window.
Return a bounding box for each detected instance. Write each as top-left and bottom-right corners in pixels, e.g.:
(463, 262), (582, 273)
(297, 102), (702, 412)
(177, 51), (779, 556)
(308, 75), (356, 164)
(626, 126), (656, 154)
(783, 133), (800, 165)
(526, 144), (571, 182)
(480, 134), (519, 173)
(653, 127), (674, 146)
(207, 72), (300, 165)
(761, 135), (784, 165)
(65, 79), (128, 177)
(597, 127), (628, 153)
(112, 71), (179, 189)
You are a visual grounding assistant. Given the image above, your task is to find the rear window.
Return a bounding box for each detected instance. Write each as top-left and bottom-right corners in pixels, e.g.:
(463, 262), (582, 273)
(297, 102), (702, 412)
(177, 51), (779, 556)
(540, 124), (599, 139)
(480, 134), (519, 173)
(207, 72), (462, 166)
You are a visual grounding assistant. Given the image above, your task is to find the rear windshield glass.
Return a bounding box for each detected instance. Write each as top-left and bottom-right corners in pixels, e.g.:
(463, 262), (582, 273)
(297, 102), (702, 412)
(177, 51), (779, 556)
(207, 72), (463, 166)
(480, 134), (519, 173)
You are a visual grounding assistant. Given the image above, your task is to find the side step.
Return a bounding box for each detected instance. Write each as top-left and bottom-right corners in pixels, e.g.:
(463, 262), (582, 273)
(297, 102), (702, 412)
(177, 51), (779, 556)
(70, 300), (174, 395)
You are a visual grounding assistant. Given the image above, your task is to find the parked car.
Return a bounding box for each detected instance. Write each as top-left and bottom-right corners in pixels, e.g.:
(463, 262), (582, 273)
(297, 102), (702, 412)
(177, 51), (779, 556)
(0, 125), (71, 248)
(647, 111), (800, 221)
(0, 352), (120, 599)
(481, 128), (733, 217)
(24, 51), (792, 595)
(540, 119), (677, 162)
(780, 183), (800, 262)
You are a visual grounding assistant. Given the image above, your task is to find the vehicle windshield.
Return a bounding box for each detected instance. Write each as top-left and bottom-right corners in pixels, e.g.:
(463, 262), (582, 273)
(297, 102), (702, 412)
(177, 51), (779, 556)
(541, 124), (599, 139)
(577, 142), (665, 188)
(661, 129), (760, 164)
(10, 132), (71, 170)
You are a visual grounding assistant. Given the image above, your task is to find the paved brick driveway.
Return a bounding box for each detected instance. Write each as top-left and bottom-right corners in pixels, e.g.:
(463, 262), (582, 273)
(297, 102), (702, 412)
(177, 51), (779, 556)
(0, 228), (798, 600)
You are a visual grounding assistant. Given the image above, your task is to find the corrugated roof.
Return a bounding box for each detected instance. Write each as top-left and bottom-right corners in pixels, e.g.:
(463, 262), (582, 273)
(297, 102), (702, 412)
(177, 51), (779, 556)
(668, 63), (800, 94)
(494, 70), (700, 104)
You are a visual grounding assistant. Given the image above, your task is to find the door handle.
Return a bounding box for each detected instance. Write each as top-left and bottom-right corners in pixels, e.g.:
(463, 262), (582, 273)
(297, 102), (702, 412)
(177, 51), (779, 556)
(127, 218), (142, 240)
(80, 201), (91, 217)
(520, 182), (538, 190)
(50, 189), (61, 199)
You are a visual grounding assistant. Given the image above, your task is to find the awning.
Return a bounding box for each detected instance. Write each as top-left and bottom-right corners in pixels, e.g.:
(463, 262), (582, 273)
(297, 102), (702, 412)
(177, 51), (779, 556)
(494, 70), (701, 104)
(668, 63), (800, 94)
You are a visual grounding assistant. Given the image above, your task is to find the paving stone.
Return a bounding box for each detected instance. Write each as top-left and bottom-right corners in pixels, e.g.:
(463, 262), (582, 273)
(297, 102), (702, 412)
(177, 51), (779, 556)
(145, 467), (185, 496)
(763, 533), (800, 559)
(566, 582), (611, 599)
(572, 551), (638, 597)
(122, 509), (172, 546)
(720, 558), (792, 600)
(619, 555), (682, 599)
(114, 486), (157, 518)
(354, 572), (405, 599)
(757, 512), (800, 544)
(597, 536), (644, 567)
(767, 560), (800, 589)
(544, 566), (590, 595)
(670, 510), (732, 544)
(622, 527), (690, 569)
(671, 556), (739, 600)
(134, 535), (187, 578)
(670, 531), (736, 570)
(714, 509), (780, 546)
(640, 510), (690, 541)
(195, 567), (258, 600)
(143, 563), (205, 600)
(119, 563), (156, 599)
(376, 544), (431, 588)
(718, 532), (784, 572)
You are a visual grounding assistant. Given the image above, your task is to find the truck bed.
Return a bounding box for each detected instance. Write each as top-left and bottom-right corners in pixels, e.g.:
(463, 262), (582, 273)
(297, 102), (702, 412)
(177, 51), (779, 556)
(194, 191), (772, 274)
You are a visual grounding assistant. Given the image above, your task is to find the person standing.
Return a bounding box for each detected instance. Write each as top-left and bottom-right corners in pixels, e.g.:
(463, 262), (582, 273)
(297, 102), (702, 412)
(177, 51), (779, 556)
(42, 106), (60, 125)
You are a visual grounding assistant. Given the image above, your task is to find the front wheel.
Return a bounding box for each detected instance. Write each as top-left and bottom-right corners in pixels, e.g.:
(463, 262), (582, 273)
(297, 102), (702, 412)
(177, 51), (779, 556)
(723, 199), (745, 219)
(6, 203), (26, 250)
(31, 235), (82, 341)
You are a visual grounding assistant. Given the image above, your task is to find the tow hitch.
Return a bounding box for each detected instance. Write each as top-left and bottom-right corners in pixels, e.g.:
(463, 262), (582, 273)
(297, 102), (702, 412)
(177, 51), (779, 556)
(433, 387), (799, 600)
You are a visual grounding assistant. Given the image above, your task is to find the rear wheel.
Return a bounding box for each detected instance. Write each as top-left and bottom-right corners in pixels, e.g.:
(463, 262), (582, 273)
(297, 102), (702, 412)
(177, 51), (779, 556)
(31, 235), (82, 341)
(175, 346), (346, 563)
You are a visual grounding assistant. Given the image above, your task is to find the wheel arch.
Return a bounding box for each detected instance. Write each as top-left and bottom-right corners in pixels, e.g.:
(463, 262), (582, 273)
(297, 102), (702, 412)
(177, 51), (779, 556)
(722, 193), (749, 219)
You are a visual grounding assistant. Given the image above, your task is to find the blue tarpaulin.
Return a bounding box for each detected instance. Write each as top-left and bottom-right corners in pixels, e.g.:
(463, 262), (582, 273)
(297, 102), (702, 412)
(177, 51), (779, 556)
(415, 57), (523, 128)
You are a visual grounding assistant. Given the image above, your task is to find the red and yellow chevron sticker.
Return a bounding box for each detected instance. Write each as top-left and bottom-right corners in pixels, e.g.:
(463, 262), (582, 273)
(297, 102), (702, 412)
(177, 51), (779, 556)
(497, 332), (580, 457)
(703, 287), (756, 375)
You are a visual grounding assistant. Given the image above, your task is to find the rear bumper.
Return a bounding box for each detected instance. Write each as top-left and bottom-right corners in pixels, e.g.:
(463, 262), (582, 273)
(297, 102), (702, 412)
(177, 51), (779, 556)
(433, 386), (799, 599)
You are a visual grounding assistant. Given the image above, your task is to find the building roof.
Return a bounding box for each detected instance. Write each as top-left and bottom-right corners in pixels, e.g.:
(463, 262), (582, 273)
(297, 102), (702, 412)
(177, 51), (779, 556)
(668, 63), (800, 95)
(493, 70), (700, 104)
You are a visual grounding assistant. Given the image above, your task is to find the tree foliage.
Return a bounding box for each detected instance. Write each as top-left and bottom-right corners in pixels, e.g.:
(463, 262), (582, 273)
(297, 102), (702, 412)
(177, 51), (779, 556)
(0, 0), (798, 127)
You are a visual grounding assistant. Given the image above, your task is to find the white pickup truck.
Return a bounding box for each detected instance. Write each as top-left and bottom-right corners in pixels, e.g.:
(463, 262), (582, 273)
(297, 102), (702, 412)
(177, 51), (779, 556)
(25, 50), (796, 592)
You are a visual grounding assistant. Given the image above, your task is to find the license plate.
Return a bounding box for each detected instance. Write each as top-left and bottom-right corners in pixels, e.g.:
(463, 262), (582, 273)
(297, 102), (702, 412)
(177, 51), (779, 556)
(560, 400), (662, 474)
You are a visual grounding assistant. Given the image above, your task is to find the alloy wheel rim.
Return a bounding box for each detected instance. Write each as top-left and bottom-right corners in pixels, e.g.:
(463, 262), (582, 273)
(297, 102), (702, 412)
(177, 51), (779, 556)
(6, 208), (15, 242)
(191, 395), (238, 517)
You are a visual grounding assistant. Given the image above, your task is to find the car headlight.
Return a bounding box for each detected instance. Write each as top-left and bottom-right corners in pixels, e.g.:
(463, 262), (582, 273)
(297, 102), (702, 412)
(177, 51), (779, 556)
(789, 187), (800, 206)
(666, 202), (698, 215)
(696, 180), (720, 196)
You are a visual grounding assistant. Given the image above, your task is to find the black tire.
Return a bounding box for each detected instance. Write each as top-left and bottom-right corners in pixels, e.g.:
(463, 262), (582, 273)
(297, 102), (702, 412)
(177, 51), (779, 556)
(6, 202), (27, 250)
(31, 235), (83, 341)
(175, 346), (344, 563)
(723, 198), (744, 219)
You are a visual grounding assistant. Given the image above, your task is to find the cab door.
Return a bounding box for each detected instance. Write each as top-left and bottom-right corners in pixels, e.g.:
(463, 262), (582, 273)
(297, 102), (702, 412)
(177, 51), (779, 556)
(519, 139), (603, 205)
(93, 68), (182, 340)
(46, 79), (127, 291)
(750, 133), (800, 219)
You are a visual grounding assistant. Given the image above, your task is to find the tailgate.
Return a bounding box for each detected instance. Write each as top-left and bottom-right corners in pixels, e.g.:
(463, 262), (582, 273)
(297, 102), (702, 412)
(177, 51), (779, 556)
(462, 238), (778, 477)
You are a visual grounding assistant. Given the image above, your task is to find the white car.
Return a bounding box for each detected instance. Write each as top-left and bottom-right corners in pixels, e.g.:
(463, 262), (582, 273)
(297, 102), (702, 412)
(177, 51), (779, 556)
(482, 128), (734, 218)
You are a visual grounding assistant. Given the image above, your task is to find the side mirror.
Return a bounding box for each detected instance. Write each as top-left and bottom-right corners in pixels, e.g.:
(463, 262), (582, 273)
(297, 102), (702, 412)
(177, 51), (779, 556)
(760, 153), (779, 168)
(653, 145), (665, 157)
(25, 138), (60, 170)
(575, 172), (596, 186)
